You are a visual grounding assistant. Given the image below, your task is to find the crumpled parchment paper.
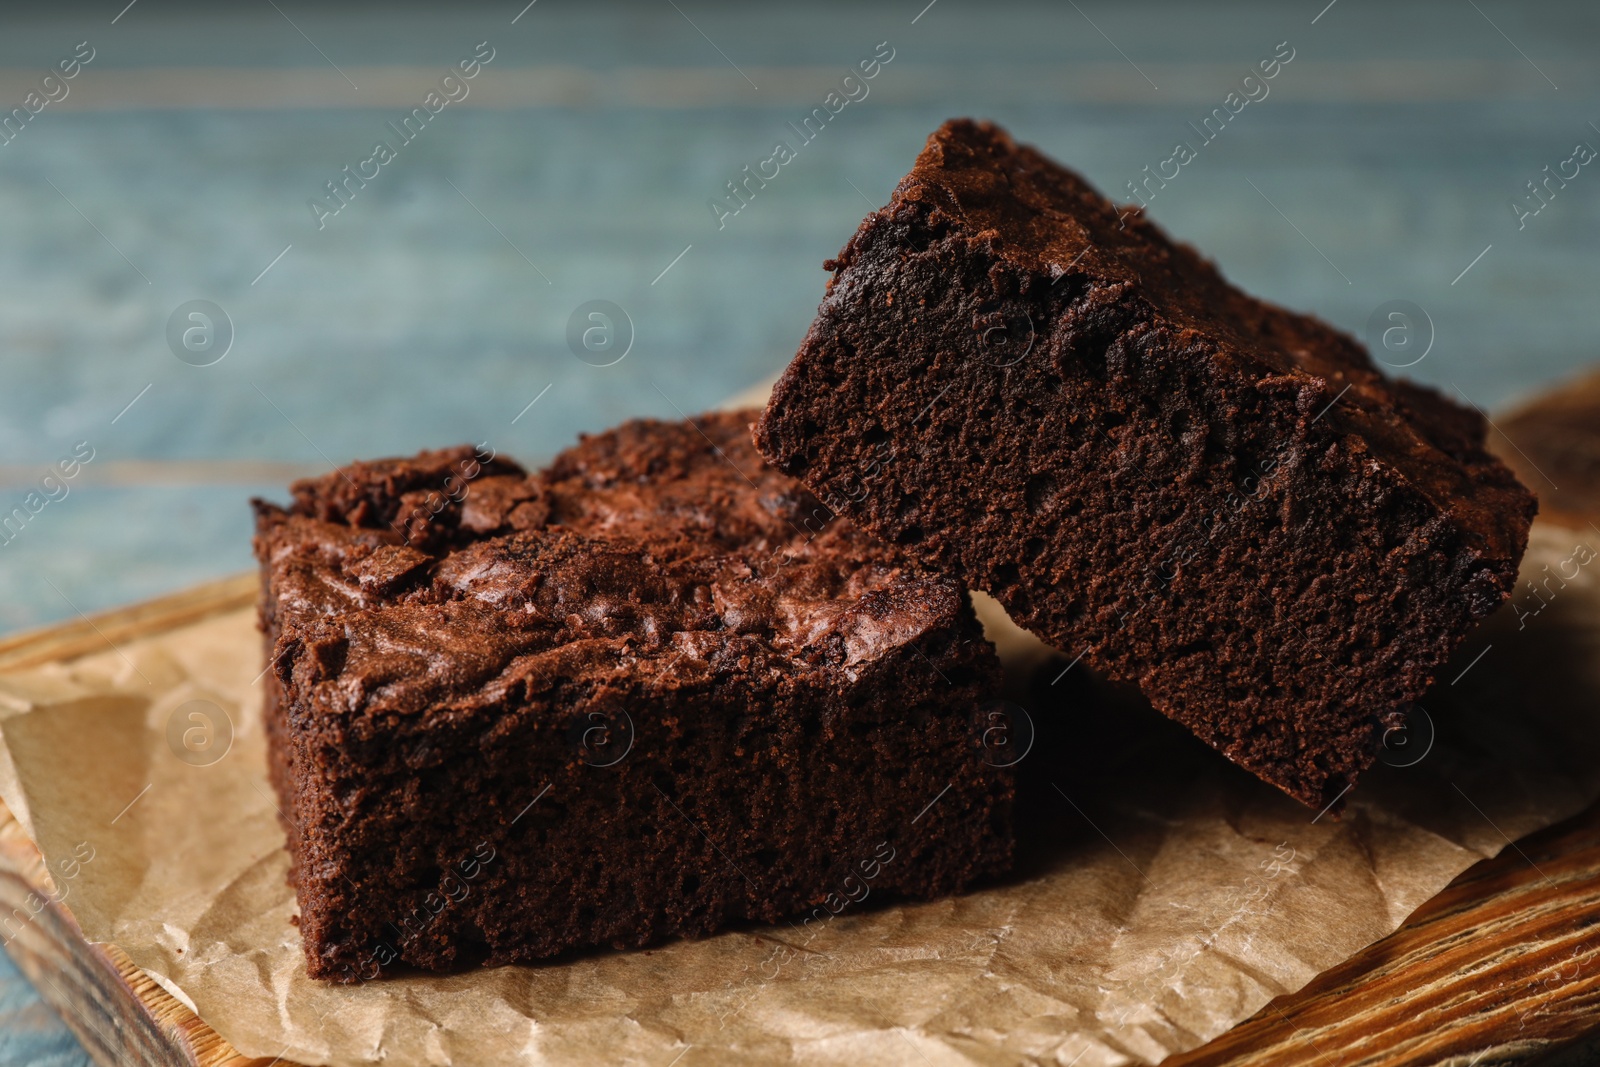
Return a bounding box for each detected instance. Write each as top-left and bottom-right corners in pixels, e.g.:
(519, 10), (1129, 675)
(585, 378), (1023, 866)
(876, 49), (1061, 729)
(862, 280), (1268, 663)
(1, 520), (1597, 1067)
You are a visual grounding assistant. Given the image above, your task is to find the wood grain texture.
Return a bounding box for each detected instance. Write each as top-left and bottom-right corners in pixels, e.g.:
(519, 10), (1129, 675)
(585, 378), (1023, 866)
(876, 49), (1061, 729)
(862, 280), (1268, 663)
(0, 941), (95, 1067)
(0, 808), (277, 1066)
(0, 574), (274, 1067)
(1163, 799), (1600, 1067)
(8, 0), (1600, 640)
(0, 573), (257, 674)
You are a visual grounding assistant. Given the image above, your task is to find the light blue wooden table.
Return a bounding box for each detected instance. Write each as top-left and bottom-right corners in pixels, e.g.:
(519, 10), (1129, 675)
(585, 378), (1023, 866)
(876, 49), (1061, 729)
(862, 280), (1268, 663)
(2, 1), (1598, 1062)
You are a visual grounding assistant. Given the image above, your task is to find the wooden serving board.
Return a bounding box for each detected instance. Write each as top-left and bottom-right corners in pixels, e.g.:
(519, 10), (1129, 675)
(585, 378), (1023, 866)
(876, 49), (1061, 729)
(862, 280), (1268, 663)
(7, 369), (1600, 1067)
(4, 588), (1600, 1067)
(0, 576), (273, 1067)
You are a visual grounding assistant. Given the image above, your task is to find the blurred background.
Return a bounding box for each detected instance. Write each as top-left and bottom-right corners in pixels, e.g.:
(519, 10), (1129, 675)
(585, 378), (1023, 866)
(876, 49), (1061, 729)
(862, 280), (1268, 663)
(1, 1), (1597, 1061)
(3, 1), (1598, 635)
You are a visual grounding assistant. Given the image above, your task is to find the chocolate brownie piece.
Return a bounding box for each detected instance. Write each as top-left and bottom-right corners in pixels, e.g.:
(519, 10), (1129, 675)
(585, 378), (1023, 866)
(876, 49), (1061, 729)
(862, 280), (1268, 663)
(755, 119), (1535, 808)
(253, 412), (1010, 981)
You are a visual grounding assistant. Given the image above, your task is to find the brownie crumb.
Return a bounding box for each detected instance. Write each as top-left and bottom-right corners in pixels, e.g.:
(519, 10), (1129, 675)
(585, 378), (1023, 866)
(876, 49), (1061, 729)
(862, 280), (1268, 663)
(255, 411), (1012, 980)
(756, 119), (1535, 808)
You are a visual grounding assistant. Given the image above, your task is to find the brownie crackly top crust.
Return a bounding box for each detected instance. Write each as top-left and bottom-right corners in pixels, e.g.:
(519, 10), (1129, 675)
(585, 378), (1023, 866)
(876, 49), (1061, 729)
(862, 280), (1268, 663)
(254, 411), (1011, 979)
(882, 120), (1533, 581)
(257, 413), (974, 715)
(756, 119), (1536, 808)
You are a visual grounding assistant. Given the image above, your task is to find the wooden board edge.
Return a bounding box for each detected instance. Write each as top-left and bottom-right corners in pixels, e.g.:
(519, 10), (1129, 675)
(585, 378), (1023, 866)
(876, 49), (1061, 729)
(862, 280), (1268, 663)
(0, 577), (287, 1067)
(0, 573), (258, 673)
(4, 787), (1599, 1067)
(0, 798), (287, 1067)
(1162, 798), (1600, 1066)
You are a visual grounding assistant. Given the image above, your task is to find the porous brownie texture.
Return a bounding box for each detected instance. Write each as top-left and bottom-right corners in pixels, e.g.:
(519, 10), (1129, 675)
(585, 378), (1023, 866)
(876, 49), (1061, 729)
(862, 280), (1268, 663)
(253, 411), (1010, 981)
(755, 119), (1535, 809)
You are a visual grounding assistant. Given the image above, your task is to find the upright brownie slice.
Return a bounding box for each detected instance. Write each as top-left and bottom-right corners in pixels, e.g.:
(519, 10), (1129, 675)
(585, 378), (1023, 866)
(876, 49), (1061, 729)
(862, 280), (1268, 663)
(755, 120), (1535, 808)
(254, 411), (1010, 981)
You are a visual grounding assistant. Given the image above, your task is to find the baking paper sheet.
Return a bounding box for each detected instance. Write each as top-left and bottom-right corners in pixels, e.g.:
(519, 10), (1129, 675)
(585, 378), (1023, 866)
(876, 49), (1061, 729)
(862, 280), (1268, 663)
(1, 521), (1598, 1066)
